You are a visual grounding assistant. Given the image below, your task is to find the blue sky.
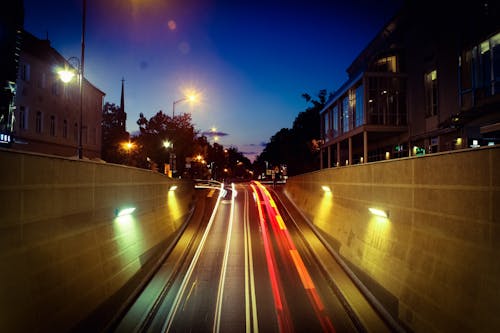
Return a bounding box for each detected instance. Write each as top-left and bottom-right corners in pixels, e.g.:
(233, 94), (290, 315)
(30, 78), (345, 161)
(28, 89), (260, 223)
(22, 0), (402, 161)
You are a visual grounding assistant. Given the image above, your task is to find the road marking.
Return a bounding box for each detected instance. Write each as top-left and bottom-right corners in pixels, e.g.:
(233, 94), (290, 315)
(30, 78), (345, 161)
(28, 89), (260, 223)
(213, 183), (236, 332)
(162, 183), (225, 332)
(183, 280), (197, 312)
(244, 187), (259, 333)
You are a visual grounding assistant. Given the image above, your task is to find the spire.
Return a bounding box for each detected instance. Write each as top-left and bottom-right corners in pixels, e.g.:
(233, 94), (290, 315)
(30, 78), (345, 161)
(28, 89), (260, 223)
(120, 77), (126, 131)
(120, 77), (125, 114)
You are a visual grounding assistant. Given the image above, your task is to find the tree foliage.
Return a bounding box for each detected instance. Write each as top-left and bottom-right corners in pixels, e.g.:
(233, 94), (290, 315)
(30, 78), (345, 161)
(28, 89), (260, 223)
(255, 89), (331, 177)
(101, 102), (129, 164)
(134, 111), (197, 174)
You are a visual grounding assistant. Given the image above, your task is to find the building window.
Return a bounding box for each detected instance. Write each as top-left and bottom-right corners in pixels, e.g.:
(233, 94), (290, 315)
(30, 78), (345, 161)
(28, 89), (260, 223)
(74, 123), (78, 142)
(19, 63), (30, 81)
(424, 69), (438, 117)
(477, 32), (500, 96)
(36, 111), (42, 133)
(341, 95), (350, 133)
(460, 31), (500, 107)
(50, 115), (56, 136)
(492, 32), (500, 95)
(429, 137), (439, 153)
(19, 106), (27, 130)
(323, 111), (330, 141)
(373, 56), (397, 73)
(355, 85), (364, 127)
(332, 105), (339, 138)
(51, 81), (60, 96)
(38, 72), (46, 88)
(367, 75), (406, 126)
(63, 119), (68, 138)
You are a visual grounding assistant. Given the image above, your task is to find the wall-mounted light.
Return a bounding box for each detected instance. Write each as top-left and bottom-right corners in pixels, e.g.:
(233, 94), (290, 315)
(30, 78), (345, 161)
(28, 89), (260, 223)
(470, 140), (480, 148)
(169, 185), (178, 192)
(115, 207), (136, 217)
(368, 207), (389, 218)
(321, 185), (331, 193)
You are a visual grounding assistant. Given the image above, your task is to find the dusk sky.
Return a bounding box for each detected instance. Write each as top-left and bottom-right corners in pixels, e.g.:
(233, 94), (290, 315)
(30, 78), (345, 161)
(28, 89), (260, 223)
(22, 0), (402, 161)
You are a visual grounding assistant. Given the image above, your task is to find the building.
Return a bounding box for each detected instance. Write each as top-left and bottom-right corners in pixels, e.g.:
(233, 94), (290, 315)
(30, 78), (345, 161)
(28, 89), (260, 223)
(319, 1), (500, 168)
(12, 30), (105, 159)
(0, 0), (23, 147)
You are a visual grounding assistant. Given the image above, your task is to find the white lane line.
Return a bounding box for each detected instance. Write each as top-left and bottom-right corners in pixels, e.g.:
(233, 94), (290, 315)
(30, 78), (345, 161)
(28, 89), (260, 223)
(244, 188), (251, 333)
(245, 187), (259, 333)
(213, 183), (236, 333)
(161, 183), (225, 333)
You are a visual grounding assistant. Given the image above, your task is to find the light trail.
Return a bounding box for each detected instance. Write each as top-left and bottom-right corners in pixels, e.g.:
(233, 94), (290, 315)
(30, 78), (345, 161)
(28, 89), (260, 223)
(254, 181), (335, 333)
(213, 183), (236, 332)
(161, 183), (225, 333)
(251, 183), (293, 333)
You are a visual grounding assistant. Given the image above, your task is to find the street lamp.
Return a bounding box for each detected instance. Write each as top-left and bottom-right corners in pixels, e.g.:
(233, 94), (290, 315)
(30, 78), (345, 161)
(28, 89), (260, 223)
(121, 140), (135, 165)
(56, 0), (86, 159)
(58, 56), (83, 159)
(163, 140), (174, 177)
(172, 94), (196, 118)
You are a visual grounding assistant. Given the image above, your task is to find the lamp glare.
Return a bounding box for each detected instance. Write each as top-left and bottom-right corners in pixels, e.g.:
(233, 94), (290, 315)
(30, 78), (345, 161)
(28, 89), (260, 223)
(368, 207), (389, 218)
(116, 207), (136, 217)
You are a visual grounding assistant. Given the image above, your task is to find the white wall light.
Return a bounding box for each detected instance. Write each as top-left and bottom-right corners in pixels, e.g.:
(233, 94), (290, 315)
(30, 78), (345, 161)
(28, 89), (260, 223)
(115, 207), (136, 217)
(368, 207), (389, 218)
(321, 185), (332, 193)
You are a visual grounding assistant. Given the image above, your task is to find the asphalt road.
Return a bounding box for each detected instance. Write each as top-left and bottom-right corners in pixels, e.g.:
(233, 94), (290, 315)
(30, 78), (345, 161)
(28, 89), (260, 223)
(112, 181), (399, 333)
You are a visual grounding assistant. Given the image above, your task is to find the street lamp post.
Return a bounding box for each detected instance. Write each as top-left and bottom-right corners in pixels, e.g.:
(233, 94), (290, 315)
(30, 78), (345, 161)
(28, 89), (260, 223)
(58, 0), (86, 159)
(163, 140), (174, 177)
(172, 94), (196, 118)
(78, 0), (86, 159)
(58, 56), (83, 158)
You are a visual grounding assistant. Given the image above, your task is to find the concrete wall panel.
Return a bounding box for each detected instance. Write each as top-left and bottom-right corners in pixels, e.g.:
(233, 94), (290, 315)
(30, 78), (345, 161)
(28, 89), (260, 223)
(284, 146), (500, 333)
(0, 149), (194, 332)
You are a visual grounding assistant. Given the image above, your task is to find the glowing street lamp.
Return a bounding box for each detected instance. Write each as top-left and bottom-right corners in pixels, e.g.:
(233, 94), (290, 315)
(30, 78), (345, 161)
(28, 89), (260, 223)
(121, 140), (135, 165)
(172, 93), (197, 117)
(164, 140), (175, 177)
(57, 0), (86, 159)
(163, 140), (173, 149)
(58, 55), (84, 159)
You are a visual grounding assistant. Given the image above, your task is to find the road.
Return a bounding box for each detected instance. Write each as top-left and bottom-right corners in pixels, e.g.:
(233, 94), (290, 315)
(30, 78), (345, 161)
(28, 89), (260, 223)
(111, 181), (401, 333)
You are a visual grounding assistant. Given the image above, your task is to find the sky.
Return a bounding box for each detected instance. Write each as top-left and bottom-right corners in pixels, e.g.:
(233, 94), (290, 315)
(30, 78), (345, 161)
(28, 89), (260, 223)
(22, 0), (402, 162)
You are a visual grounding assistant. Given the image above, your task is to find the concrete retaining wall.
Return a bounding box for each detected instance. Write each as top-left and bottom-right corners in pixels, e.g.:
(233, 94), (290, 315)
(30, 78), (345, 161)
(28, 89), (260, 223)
(284, 146), (500, 333)
(0, 149), (195, 332)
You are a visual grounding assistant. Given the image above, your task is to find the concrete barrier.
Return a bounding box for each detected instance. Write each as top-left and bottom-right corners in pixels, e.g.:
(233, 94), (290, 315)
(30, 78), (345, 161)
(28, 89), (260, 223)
(0, 149), (195, 332)
(284, 145), (500, 333)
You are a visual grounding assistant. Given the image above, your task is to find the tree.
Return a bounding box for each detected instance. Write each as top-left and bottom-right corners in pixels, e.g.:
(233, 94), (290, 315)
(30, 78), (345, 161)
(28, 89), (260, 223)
(135, 111), (197, 175)
(101, 102), (129, 164)
(255, 89), (331, 177)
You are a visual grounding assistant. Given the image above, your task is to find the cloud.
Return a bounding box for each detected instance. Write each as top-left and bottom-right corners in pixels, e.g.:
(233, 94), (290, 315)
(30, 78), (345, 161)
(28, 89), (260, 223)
(201, 131), (229, 137)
